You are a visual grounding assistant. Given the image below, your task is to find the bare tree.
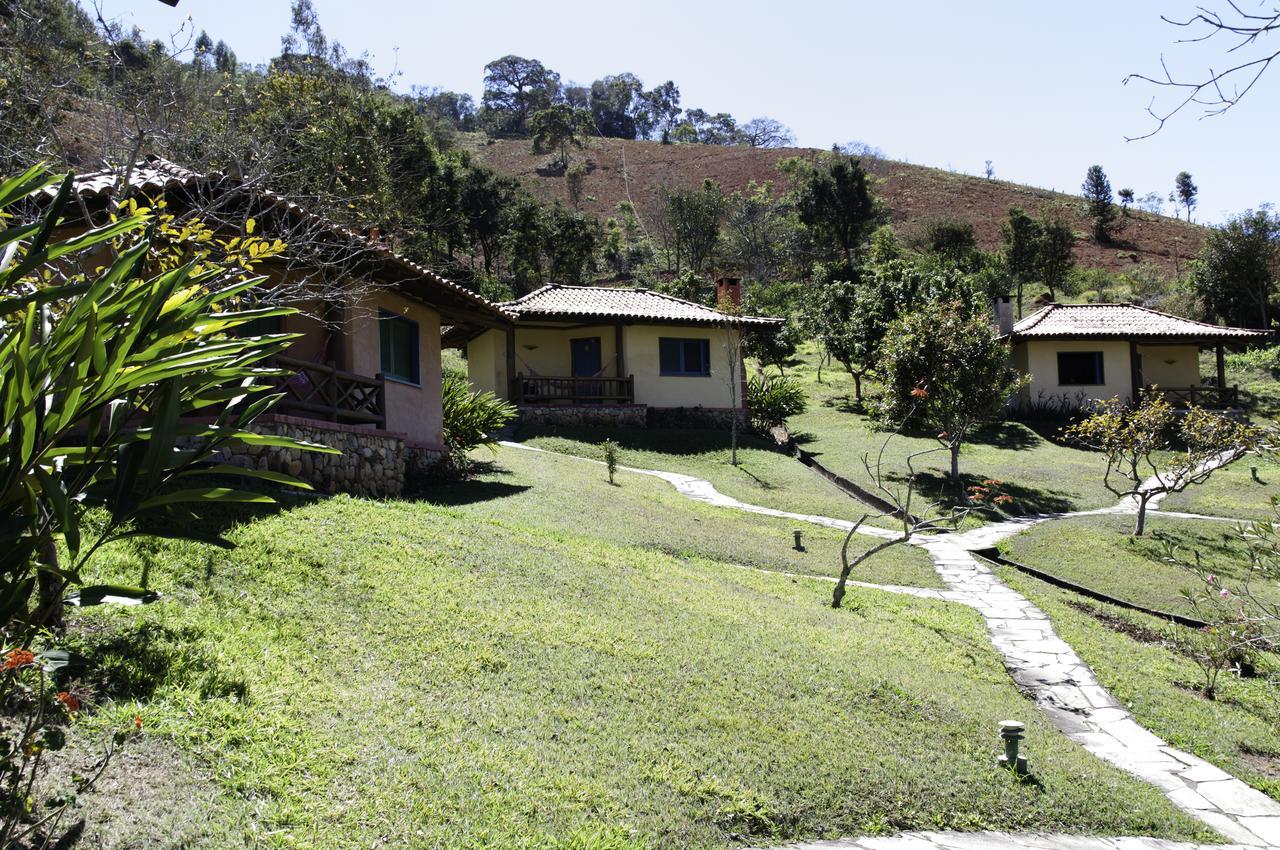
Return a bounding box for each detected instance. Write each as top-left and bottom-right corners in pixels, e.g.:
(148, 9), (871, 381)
(831, 407), (1001, 608)
(1125, 2), (1280, 139)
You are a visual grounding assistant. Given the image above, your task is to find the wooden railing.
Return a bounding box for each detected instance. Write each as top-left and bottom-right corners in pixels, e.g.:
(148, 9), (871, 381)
(272, 355), (387, 427)
(511, 374), (634, 405)
(1142, 384), (1240, 409)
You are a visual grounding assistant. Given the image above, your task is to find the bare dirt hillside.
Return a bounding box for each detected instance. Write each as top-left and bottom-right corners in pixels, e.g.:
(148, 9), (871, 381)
(468, 136), (1205, 276)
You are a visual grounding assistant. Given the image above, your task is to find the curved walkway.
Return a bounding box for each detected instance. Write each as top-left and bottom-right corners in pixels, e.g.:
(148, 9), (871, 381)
(501, 442), (1280, 847)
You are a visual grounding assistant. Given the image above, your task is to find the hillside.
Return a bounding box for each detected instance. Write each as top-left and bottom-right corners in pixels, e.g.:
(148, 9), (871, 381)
(468, 136), (1206, 277)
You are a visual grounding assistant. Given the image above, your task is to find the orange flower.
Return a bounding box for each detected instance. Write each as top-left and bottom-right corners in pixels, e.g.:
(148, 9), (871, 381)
(134, 715), (143, 732)
(56, 691), (81, 712)
(993, 494), (1014, 505)
(910, 386), (929, 399)
(937, 431), (949, 440)
(3, 649), (35, 671)
(983, 479), (1004, 487)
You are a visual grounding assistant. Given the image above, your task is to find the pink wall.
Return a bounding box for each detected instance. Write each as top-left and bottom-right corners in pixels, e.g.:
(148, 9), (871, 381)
(343, 290), (445, 450)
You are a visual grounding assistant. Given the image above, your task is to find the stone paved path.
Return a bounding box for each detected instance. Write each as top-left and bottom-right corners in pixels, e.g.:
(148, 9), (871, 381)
(746, 830), (1270, 850)
(499, 443), (1280, 847)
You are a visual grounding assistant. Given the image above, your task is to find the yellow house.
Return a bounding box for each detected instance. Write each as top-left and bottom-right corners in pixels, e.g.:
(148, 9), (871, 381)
(451, 281), (783, 427)
(997, 298), (1268, 412)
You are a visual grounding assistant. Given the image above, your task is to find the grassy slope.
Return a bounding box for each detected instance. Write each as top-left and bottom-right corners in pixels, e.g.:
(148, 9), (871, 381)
(1003, 567), (1280, 801)
(467, 137), (1204, 277)
(1161, 453), (1280, 522)
(999, 513), (1280, 618)
(781, 343), (1124, 517)
(517, 426), (895, 529)
(63, 450), (1213, 848)
(428, 446), (940, 587)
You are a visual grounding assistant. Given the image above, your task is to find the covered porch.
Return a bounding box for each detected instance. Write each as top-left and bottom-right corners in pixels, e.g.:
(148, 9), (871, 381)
(1131, 340), (1241, 410)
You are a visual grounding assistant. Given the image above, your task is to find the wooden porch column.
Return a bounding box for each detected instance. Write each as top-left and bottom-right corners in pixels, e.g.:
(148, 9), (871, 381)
(614, 321), (625, 378)
(1128, 338), (1142, 405)
(1215, 342), (1226, 391)
(505, 324), (517, 401)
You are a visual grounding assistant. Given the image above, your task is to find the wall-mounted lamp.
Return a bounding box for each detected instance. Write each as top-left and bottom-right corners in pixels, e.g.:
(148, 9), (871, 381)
(1163, 358), (1176, 366)
(522, 344), (539, 351)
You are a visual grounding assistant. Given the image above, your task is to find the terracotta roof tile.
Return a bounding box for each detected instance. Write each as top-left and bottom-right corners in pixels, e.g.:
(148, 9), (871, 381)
(501, 284), (784, 328)
(1010, 303), (1266, 340)
(55, 156), (512, 322)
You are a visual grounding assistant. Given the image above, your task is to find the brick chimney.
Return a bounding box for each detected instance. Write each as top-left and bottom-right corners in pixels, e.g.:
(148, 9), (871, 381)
(993, 295), (1013, 336)
(715, 276), (742, 308)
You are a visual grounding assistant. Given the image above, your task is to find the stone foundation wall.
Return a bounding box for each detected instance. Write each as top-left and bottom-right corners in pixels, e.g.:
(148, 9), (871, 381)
(517, 404), (648, 429)
(221, 415), (407, 498)
(405, 443), (448, 491)
(646, 406), (748, 431)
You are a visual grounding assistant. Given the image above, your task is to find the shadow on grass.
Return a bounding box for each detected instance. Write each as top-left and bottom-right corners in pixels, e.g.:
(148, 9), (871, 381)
(893, 470), (1078, 517)
(419, 480), (532, 506)
(515, 424), (780, 457)
(70, 619), (247, 702)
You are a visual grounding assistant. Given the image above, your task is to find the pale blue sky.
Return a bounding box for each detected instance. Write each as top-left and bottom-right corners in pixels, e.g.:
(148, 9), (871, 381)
(84, 0), (1277, 223)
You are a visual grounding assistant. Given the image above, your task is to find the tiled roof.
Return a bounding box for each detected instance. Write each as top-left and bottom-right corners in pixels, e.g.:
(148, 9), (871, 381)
(54, 156), (511, 322)
(1010, 303), (1267, 340)
(500, 284), (784, 328)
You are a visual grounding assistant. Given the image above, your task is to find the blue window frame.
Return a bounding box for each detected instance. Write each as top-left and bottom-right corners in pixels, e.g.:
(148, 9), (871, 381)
(379, 309), (420, 384)
(659, 337), (711, 377)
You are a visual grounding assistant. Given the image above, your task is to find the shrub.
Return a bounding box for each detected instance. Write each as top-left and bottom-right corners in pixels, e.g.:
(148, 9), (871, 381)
(441, 369), (516, 476)
(746, 375), (807, 432)
(602, 439), (620, 485)
(1225, 345), (1280, 375)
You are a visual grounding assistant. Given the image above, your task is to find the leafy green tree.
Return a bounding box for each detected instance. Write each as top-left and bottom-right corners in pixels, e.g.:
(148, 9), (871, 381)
(801, 276), (878, 402)
(1065, 396), (1261, 536)
(725, 181), (802, 283)
(1001, 207), (1038, 314)
(1001, 208), (1076, 309)
(1191, 208), (1280, 329)
(192, 30), (214, 72)
(679, 108), (742, 145)
(1036, 215), (1076, 301)
(542, 205), (601, 283)
(918, 217), (977, 263)
(480, 54), (561, 136)
(589, 73), (643, 138)
(414, 86), (477, 131)
(655, 180), (727, 277)
(876, 299), (1026, 481)
(1082, 164), (1118, 242)
(529, 104), (593, 170)
(1118, 187), (1135, 214)
(1175, 171), (1199, 221)
(636, 81), (681, 140)
(795, 155), (878, 265)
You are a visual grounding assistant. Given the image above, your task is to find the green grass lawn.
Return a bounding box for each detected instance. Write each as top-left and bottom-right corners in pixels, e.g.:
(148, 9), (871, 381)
(775, 343), (1125, 518)
(1161, 454), (1280, 521)
(1002, 566), (1280, 801)
(427, 445), (940, 587)
(518, 426), (902, 529)
(61, 485), (1214, 846)
(997, 513), (1280, 619)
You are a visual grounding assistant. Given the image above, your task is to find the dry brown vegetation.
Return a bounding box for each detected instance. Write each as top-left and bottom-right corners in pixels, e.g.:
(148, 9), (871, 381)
(468, 135), (1206, 276)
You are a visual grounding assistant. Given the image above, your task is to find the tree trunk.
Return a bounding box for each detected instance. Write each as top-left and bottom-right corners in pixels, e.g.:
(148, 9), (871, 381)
(853, 372), (862, 402)
(35, 537), (64, 632)
(1133, 493), (1151, 537)
(833, 532), (899, 608)
(950, 443), (960, 482)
